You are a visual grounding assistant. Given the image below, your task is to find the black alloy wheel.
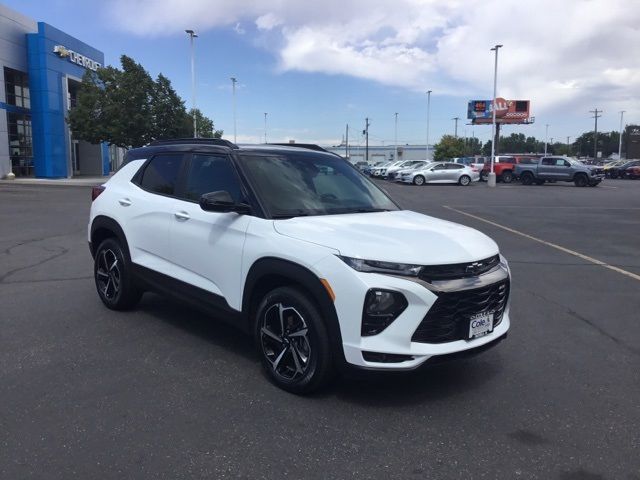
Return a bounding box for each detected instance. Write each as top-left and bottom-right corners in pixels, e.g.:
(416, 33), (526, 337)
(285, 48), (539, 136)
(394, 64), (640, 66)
(521, 172), (534, 185)
(256, 287), (333, 394)
(574, 174), (588, 187)
(501, 171), (513, 183)
(94, 238), (142, 310)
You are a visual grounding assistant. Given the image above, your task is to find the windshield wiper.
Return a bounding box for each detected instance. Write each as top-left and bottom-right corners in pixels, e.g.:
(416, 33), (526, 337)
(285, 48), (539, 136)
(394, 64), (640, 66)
(348, 208), (391, 213)
(271, 212), (311, 219)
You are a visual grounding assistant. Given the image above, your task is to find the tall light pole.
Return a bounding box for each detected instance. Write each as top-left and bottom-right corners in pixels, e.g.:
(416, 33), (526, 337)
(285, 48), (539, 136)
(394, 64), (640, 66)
(185, 29), (198, 138)
(618, 110), (625, 160)
(394, 113), (398, 162)
(264, 112), (268, 143)
(544, 124), (549, 155)
(426, 90), (432, 160)
(488, 44), (502, 188)
(567, 136), (571, 156)
(230, 77), (237, 143)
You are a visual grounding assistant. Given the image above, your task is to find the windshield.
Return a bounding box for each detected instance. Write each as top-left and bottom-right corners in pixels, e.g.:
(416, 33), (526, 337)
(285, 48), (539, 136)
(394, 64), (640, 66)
(240, 152), (399, 218)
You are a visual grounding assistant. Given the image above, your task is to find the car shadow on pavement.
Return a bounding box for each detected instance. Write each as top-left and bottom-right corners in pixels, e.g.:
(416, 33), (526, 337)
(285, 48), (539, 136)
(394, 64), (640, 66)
(323, 355), (504, 406)
(135, 292), (503, 405)
(136, 293), (257, 363)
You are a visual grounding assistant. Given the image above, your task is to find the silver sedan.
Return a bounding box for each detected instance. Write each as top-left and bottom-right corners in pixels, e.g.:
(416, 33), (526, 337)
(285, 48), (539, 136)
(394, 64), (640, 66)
(399, 162), (480, 186)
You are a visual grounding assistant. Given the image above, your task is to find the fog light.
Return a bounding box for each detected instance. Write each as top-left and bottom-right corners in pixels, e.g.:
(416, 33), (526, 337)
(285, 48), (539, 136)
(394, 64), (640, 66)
(361, 289), (408, 336)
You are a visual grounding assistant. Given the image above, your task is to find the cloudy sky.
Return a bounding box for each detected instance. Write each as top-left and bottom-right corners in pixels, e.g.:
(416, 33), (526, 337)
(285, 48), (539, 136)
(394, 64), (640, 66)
(10, 0), (640, 146)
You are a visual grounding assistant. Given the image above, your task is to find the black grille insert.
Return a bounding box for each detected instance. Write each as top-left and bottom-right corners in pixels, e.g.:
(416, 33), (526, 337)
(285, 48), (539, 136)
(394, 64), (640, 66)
(419, 255), (500, 282)
(412, 279), (509, 344)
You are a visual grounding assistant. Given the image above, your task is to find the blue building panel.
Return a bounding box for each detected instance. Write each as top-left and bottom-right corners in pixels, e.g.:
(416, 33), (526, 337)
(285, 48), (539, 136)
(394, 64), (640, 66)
(26, 22), (106, 178)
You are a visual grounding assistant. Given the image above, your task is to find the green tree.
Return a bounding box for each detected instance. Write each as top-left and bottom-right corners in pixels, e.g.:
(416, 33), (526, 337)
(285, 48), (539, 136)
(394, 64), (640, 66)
(186, 108), (223, 138)
(152, 73), (190, 139)
(465, 137), (482, 155)
(68, 55), (222, 147)
(434, 135), (466, 160)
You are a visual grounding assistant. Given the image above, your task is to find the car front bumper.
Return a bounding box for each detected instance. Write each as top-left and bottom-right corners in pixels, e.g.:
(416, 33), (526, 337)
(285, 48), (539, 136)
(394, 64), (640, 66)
(314, 255), (512, 371)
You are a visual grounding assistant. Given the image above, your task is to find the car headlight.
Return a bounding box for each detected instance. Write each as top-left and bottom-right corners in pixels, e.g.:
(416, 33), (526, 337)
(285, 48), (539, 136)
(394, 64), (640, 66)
(338, 256), (422, 276)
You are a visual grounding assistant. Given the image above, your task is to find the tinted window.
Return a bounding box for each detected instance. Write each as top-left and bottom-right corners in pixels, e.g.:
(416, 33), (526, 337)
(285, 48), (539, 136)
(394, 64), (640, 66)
(541, 158), (555, 166)
(183, 154), (242, 202)
(446, 163), (463, 169)
(140, 154), (183, 195)
(239, 152), (397, 217)
(433, 163), (446, 170)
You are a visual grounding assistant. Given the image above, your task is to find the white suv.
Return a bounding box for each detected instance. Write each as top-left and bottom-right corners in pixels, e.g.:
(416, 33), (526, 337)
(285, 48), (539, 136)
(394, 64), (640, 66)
(89, 139), (511, 393)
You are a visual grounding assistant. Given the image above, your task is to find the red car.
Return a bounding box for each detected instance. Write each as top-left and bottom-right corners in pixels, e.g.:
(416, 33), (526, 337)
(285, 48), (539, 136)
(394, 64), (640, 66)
(481, 155), (538, 183)
(626, 165), (640, 179)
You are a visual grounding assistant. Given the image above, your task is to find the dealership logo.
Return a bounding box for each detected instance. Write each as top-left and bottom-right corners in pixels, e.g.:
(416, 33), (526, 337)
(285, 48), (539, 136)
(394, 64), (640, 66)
(53, 45), (101, 71)
(465, 262), (484, 275)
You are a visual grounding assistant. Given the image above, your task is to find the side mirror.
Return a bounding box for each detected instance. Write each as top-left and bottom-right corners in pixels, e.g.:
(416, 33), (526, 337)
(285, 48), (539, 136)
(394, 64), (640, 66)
(199, 191), (251, 214)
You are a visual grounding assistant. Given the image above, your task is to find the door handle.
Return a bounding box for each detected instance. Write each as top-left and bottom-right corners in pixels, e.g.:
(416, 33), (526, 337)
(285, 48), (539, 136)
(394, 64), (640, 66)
(174, 211), (190, 221)
(118, 198), (132, 206)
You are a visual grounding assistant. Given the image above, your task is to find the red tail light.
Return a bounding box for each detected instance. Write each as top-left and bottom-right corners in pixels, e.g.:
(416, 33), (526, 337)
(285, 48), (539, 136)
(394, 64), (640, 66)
(91, 185), (106, 201)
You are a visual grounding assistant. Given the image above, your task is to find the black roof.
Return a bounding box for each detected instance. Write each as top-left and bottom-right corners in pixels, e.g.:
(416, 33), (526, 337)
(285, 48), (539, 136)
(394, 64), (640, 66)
(123, 139), (341, 164)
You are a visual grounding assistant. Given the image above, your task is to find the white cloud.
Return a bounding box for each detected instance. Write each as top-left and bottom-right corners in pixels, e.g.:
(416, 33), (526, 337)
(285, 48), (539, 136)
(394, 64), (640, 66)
(108, 0), (640, 117)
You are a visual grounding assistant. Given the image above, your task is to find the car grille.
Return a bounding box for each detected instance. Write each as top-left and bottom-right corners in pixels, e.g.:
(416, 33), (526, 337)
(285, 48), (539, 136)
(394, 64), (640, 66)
(411, 279), (510, 344)
(418, 255), (500, 282)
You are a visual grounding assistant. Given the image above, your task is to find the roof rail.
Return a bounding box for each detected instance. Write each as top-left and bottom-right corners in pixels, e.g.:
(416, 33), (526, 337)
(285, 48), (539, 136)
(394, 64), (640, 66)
(267, 143), (332, 153)
(149, 138), (239, 149)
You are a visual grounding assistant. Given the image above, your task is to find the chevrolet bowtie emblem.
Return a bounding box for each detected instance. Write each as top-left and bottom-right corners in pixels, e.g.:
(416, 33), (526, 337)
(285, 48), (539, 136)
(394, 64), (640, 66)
(53, 45), (70, 58)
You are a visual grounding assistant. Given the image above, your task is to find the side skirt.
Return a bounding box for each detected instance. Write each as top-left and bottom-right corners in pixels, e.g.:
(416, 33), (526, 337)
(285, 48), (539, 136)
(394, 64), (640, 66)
(131, 264), (249, 334)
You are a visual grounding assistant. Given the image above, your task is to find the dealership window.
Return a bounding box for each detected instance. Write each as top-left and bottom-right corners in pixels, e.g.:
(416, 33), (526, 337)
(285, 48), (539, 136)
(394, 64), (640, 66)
(4, 67), (30, 109)
(7, 113), (33, 177)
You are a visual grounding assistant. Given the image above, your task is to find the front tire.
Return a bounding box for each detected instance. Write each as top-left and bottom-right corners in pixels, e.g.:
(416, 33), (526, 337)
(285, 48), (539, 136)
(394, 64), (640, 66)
(413, 175), (425, 186)
(255, 287), (334, 394)
(458, 175), (471, 186)
(501, 171), (513, 183)
(574, 174), (588, 187)
(94, 238), (142, 310)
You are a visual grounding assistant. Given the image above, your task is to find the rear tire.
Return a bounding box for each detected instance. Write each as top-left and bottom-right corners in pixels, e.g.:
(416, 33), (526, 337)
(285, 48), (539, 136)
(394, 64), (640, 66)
(501, 171), (513, 183)
(574, 174), (588, 187)
(255, 287), (334, 394)
(94, 238), (142, 310)
(521, 172), (534, 185)
(458, 175), (471, 186)
(413, 175), (425, 186)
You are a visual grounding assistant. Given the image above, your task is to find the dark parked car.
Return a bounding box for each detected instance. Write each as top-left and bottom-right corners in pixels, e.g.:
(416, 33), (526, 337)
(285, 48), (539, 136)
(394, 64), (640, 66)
(610, 160), (640, 179)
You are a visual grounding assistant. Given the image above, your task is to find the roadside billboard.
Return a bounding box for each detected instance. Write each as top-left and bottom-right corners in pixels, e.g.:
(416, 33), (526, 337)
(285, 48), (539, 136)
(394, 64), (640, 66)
(468, 98), (532, 124)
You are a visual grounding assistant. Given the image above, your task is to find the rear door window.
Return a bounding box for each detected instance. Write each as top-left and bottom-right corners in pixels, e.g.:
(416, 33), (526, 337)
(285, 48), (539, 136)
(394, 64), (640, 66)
(139, 154), (184, 196)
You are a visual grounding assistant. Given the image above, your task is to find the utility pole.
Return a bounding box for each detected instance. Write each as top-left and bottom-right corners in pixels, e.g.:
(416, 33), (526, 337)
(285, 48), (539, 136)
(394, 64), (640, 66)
(567, 136), (571, 156)
(618, 110), (625, 160)
(264, 112), (268, 143)
(544, 124), (549, 155)
(426, 90), (432, 160)
(230, 77), (237, 143)
(590, 108), (602, 160)
(452, 117), (460, 138)
(394, 113), (398, 162)
(363, 118), (370, 163)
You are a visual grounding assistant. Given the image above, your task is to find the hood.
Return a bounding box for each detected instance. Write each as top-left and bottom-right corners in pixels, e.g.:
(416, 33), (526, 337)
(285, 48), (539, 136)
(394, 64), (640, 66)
(273, 210), (499, 265)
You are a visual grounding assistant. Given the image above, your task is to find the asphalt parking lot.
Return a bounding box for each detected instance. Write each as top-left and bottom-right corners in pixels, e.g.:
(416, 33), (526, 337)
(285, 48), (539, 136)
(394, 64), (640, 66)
(1, 179), (639, 479)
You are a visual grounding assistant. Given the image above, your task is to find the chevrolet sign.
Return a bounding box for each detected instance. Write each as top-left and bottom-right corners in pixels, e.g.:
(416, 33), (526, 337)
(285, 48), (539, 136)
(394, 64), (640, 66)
(53, 45), (101, 71)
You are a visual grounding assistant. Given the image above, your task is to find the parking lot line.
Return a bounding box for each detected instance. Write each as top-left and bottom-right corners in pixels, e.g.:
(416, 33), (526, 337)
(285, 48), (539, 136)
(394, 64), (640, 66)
(443, 205), (640, 283)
